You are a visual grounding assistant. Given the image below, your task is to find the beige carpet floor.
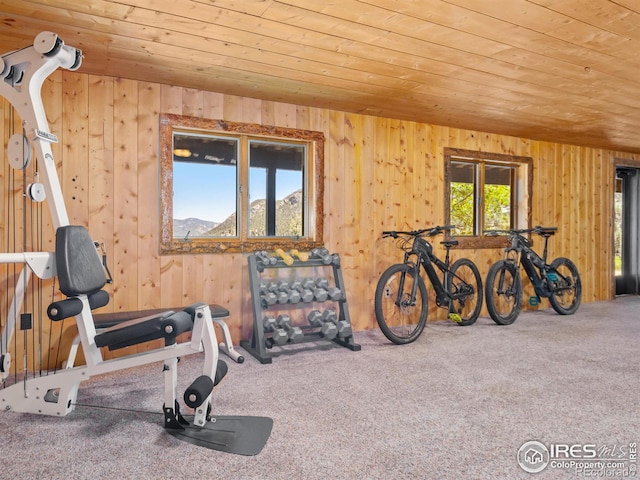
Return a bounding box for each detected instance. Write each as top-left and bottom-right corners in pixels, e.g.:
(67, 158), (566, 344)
(1, 296), (638, 479)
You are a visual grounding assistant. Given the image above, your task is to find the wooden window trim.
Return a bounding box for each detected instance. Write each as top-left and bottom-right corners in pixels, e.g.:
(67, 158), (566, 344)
(444, 147), (533, 249)
(159, 113), (325, 254)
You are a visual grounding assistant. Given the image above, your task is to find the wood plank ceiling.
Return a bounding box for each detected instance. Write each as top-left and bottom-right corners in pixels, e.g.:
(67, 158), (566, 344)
(2, 0), (640, 153)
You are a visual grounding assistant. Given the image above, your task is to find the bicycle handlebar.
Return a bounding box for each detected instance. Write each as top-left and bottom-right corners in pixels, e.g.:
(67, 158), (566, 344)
(484, 226), (557, 237)
(382, 225), (456, 239)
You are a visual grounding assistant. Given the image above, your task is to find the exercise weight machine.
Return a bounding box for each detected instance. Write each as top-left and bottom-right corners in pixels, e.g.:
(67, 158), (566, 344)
(0, 32), (271, 455)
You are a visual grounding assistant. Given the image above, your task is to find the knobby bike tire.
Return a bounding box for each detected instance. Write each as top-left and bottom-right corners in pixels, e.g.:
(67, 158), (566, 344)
(446, 258), (483, 326)
(547, 257), (582, 315)
(485, 260), (522, 325)
(374, 263), (428, 344)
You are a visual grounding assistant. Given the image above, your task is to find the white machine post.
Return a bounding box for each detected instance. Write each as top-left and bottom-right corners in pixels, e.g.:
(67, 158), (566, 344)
(0, 32), (81, 383)
(0, 31), (82, 229)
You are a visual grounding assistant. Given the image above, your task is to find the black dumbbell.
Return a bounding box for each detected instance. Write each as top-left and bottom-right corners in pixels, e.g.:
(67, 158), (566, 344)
(321, 309), (352, 338)
(263, 315), (288, 347)
(326, 287), (342, 301)
(267, 281), (288, 304)
(311, 278), (329, 301)
(313, 287), (328, 302)
(276, 314), (304, 343)
(288, 280), (302, 303)
(288, 289), (302, 303)
(336, 320), (352, 338)
(260, 292), (277, 307)
(301, 278), (315, 290)
(314, 279), (341, 300)
(321, 309), (337, 323)
(256, 251), (277, 268)
(291, 279), (314, 302)
(275, 280), (301, 303)
(311, 248), (333, 264)
(258, 281), (278, 306)
(307, 309), (337, 339)
(255, 251), (269, 268)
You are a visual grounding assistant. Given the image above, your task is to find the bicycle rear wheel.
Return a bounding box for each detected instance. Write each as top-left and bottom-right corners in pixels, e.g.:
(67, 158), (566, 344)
(446, 258), (483, 326)
(547, 257), (582, 315)
(374, 263), (428, 344)
(485, 260), (522, 325)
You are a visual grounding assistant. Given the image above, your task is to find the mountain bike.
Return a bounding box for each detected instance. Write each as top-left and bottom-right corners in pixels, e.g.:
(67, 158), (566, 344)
(484, 226), (581, 325)
(374, 226), (483, 344)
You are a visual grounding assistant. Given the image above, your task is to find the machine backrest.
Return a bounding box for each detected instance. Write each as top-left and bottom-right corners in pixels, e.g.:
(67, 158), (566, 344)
(55, 225), (107, 297)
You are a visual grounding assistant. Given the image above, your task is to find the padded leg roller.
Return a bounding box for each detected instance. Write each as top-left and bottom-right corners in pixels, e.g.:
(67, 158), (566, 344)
(47, 297), (83, 321)
(184, 375), (214, 409)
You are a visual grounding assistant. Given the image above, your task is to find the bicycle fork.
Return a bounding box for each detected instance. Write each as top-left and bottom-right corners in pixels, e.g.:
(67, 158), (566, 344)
(394, 259), (421, 309)
(497, 257), (520, 298)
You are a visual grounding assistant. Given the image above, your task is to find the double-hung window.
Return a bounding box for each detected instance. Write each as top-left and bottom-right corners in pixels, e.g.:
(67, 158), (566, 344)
(444, 148), (532, 248)
(160, 114), (324, 254)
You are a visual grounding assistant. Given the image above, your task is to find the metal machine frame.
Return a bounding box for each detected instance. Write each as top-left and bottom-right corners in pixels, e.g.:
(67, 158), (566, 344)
(0, 32), (271, 455)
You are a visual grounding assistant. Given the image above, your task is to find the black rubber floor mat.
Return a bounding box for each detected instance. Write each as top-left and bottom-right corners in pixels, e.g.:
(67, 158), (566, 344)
(167, 415), (273, 456)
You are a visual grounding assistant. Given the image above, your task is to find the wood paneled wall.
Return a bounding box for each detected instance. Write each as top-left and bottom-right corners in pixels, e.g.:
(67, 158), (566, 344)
(1, 70), (637, 367)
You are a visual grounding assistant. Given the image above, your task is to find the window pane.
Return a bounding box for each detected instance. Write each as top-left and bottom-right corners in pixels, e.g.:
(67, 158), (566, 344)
(450, 161), (476, 235)
(484, 164), (512, 231)
(249, 141), (304, 238)
(172, 133), (238, 238)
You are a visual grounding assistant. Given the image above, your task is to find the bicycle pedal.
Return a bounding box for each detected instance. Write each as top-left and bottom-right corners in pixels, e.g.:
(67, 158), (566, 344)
(448, 313), (462, 323)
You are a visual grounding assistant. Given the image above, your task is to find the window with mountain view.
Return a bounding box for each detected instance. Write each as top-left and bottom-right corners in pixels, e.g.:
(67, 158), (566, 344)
(444, 148), (532, 248)
(160, 114), (325, 254)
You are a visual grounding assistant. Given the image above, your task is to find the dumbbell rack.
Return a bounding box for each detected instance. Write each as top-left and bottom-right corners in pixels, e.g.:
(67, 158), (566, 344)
(241, 251), (361, 364)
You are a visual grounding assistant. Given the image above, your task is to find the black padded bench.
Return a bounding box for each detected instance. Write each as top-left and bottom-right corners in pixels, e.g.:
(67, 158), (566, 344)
(92, 304), (243, 363)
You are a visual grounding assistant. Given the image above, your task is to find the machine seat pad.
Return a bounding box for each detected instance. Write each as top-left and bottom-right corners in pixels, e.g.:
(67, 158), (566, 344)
(94, 310), (193, 351)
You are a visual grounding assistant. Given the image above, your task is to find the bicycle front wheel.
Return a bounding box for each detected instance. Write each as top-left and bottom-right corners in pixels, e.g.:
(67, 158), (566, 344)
(446, 258), (483, 326)
(547, 257), (582, 315)
(375, 263), (428, 344)
(485, 260), (522, 325)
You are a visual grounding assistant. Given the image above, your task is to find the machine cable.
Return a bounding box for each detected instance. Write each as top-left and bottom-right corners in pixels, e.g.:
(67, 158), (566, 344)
(73, 402), (164, 416)
(21, 122), (29, 387)
(8, 109), (18, 386)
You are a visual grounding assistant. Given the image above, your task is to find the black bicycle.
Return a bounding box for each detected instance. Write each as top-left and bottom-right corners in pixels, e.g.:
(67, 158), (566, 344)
(484, 226), (581, 325)
(374, 226), (483, 344)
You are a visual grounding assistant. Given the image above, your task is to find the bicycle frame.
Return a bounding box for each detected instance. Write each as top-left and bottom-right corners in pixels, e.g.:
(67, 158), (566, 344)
(405, 236), (452, 308)
(503, 231), (554, 298)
